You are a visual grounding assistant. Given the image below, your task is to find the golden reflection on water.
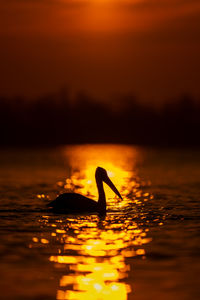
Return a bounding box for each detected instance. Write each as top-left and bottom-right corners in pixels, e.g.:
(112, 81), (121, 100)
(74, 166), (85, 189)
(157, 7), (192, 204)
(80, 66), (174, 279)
(60, 145), (144, 211)
(34, 145), (153, 300)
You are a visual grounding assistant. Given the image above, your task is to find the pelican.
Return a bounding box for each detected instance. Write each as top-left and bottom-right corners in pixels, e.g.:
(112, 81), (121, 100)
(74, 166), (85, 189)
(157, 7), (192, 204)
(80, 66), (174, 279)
(47, 167), (122, 214)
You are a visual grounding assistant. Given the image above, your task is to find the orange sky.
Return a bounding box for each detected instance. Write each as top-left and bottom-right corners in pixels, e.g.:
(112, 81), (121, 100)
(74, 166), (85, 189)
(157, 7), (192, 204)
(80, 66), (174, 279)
(0, 0), (200, 104)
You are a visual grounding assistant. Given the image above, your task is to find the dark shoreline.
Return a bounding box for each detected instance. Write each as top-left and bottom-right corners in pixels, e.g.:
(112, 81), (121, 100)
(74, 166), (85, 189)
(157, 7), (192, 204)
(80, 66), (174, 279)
(1, 92), (200, 147)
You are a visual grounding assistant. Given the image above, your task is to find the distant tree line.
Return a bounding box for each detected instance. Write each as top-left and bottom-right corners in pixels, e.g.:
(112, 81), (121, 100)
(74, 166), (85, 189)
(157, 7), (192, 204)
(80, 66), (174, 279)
(0, 91), (200, 147)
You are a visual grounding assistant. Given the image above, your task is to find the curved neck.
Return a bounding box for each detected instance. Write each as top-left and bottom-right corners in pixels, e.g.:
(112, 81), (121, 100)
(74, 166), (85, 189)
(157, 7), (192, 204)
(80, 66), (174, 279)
(96, 175), (106, 212)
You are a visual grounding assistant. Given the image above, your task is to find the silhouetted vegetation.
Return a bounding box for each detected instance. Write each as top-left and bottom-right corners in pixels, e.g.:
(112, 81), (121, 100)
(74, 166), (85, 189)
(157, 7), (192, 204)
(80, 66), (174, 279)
(0, 91), (200, 147)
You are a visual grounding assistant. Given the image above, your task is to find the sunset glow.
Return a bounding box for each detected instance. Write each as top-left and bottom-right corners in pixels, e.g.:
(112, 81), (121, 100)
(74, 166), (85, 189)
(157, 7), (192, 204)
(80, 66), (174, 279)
(0, 0), (200, 296)
(0, 0), (200, 101)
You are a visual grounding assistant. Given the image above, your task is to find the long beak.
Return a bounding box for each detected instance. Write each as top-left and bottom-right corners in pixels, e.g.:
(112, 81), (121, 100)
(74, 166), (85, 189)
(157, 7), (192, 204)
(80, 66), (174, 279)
(103, 176), (123, 200)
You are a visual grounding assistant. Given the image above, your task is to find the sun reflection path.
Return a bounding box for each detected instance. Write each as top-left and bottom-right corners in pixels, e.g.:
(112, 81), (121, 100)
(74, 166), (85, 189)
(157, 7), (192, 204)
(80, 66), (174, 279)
(33, 145), (155, 300)
(59, 144), (144, 211)
(41, 214), (151, 300)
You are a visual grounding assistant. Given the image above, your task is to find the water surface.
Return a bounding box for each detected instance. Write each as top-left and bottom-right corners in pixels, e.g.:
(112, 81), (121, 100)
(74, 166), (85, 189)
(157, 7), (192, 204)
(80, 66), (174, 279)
(0, 145), (200, 300)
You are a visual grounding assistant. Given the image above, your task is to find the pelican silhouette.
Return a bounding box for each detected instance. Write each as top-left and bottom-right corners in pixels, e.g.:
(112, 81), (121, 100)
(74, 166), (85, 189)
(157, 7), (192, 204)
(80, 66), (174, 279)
(47, 167), (122, 214)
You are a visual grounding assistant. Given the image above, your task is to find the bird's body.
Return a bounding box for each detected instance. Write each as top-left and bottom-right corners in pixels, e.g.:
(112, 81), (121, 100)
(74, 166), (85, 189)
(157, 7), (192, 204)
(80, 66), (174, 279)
(47, 193), (98, 213)
(47, 167), (122, 214)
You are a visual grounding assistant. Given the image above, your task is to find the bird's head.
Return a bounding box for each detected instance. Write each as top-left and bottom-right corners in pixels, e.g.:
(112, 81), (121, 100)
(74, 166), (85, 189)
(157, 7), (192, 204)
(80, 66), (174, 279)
(95, 167), (122, 200)
(95, 166), (107, 179)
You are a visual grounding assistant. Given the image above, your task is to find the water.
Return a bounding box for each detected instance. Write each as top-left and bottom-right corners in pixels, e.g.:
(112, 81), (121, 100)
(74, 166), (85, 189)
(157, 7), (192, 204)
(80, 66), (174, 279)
(0, 145), (200, 300)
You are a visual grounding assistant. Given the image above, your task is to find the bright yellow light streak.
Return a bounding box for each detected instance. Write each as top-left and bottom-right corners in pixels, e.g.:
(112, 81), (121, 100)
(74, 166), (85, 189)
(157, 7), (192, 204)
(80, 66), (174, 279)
(41, 145), (153, 300)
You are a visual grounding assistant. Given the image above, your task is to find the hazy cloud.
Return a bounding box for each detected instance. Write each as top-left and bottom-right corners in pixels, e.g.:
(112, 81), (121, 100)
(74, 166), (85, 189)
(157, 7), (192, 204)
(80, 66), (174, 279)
(1, 0), (90, 8)
(0, 0), (200, 100)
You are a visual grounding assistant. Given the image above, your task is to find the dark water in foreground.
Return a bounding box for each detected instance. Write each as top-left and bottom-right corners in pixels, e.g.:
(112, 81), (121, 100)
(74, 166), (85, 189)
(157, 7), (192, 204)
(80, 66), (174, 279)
(0, 145), (200, 300)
